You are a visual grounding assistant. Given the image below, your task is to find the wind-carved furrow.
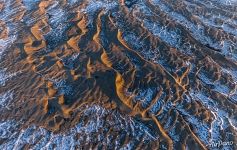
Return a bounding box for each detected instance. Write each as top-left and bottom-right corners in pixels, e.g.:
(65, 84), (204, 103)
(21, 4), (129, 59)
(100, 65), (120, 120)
(146, 0), (237, 70)
(0, 0), (237, 149)
(112, 8), (189, 96)
(105, 1), (236, 149)
(88, 10), (187, 149)
(150, 0), (237, 63)
(157, 0), (237, 40)
(133, 0), (236, 101)
(98, 10), (197, 149)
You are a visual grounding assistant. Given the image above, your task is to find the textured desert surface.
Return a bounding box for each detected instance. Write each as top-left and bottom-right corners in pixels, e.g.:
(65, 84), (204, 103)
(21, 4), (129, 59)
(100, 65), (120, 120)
(0, 0), (237, 149)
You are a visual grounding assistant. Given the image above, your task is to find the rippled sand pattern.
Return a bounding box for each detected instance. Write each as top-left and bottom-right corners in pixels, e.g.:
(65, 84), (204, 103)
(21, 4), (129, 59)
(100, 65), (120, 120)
(0, 0), (237, 149)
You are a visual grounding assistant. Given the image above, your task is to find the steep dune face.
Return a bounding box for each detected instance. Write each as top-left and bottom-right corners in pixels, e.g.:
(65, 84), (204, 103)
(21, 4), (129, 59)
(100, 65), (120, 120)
(0, 0), (237, 149)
